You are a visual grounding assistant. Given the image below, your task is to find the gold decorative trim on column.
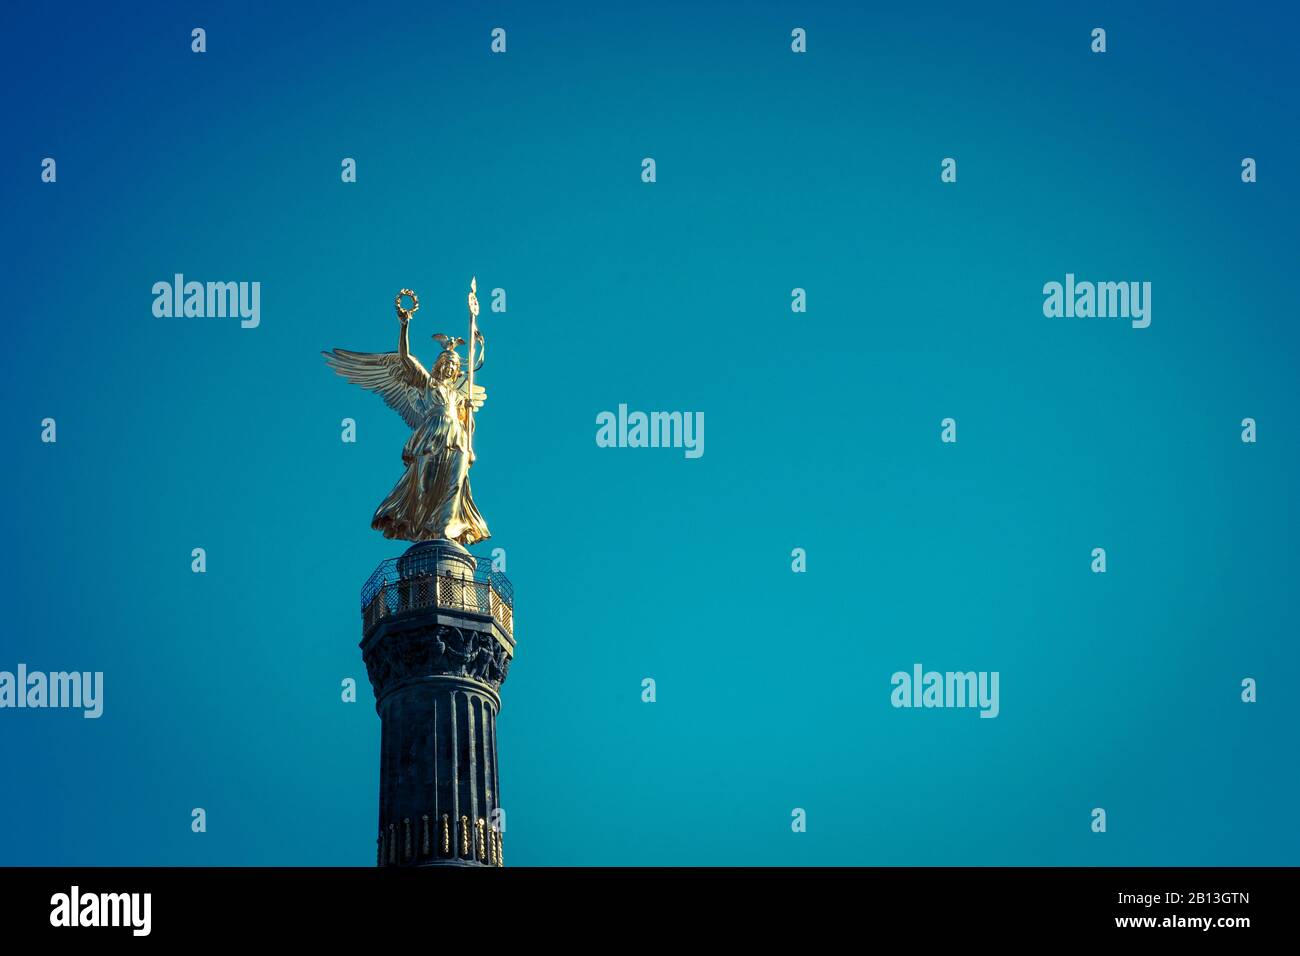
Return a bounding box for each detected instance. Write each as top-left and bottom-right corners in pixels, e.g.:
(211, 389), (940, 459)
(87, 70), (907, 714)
(460, 815), (471, 858)
(440, 814), (451, 856)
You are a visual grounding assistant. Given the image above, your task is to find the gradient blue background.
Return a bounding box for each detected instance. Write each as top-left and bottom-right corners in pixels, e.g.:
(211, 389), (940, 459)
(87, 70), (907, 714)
(1, 1), (1296, 865)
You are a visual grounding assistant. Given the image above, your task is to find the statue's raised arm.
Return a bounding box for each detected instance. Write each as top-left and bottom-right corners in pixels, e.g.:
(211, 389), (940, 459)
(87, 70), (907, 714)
(394, 290), (430, 387)
(322, 290), (428, 429)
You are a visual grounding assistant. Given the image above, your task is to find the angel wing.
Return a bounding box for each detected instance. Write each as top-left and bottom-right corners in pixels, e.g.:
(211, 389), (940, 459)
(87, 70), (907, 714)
(457, 374), (487, 410)
(322, 349), (426, 429)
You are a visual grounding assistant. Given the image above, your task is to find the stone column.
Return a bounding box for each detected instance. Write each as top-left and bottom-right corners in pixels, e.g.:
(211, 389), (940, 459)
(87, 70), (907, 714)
(361, 540), (514, 867)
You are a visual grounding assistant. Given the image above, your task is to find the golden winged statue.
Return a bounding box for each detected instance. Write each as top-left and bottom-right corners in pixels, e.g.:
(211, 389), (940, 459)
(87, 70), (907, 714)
(323, 285), (489, 545)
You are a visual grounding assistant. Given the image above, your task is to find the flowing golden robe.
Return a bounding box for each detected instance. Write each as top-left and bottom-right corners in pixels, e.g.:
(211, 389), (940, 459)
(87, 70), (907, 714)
(323, 344), (490, 546)
(372, 378), (489, 544)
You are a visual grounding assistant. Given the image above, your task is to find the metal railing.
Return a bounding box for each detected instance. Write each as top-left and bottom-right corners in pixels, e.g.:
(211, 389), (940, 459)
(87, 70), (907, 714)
(361, 549), (514, 636)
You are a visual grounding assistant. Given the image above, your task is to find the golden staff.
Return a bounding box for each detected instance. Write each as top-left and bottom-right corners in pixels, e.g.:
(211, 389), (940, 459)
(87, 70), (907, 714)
(466, 277), (480, 459)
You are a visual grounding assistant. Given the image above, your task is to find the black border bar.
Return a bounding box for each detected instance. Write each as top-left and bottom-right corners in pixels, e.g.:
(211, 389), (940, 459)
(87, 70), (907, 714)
(0, 866), (1289, 940)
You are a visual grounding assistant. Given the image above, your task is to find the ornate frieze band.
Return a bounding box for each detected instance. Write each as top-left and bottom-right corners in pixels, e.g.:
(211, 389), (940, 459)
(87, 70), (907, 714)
(364, 623), (510, 702)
